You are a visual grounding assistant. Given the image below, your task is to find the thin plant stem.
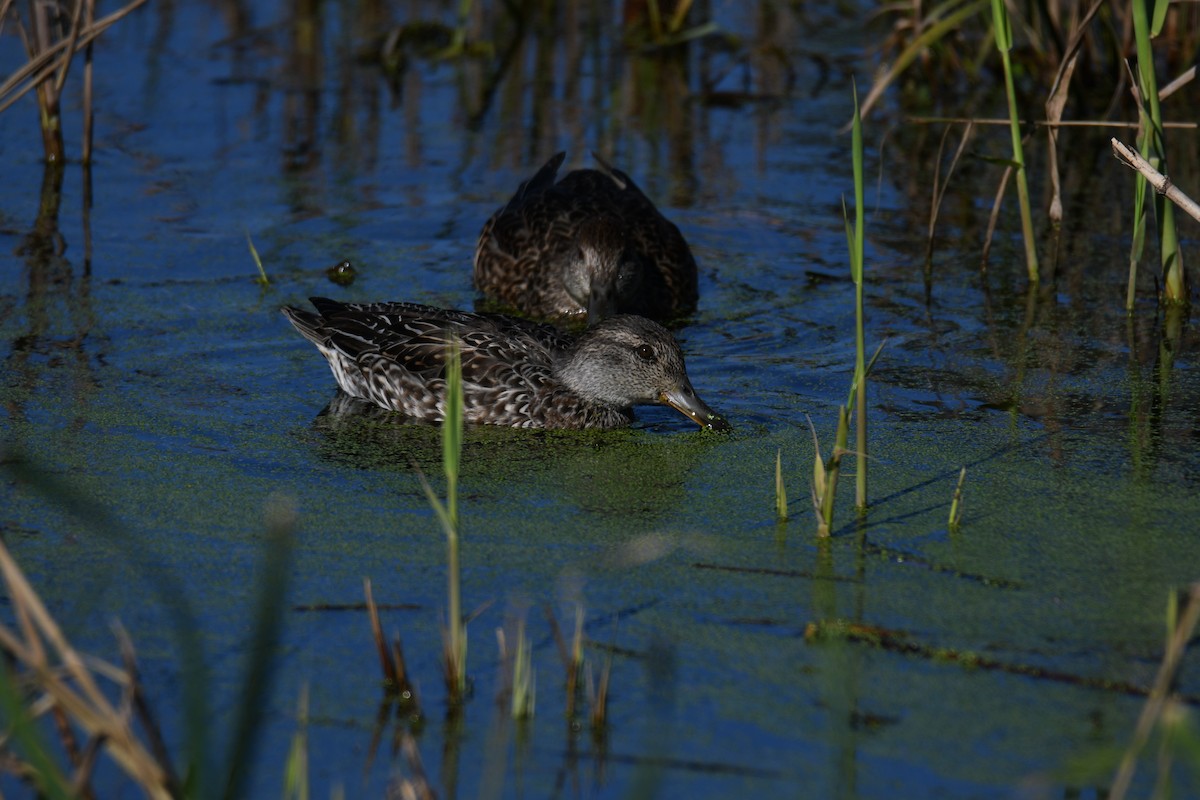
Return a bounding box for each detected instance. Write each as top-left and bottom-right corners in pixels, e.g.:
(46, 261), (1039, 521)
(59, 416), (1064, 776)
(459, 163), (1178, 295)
(850, 79), (868, 511)
(990, 0), (1039, 283)
(246, 232), (269, 286)
(0, 0), (148, 117)
(444, 339), (464, 700)
(948, 467), (967, 531)
(1131, 0), (1186, 306)
(282, 684), (309, 800)
(775, 448), (787, 521)
(1112, 138), (1200, 224)
(416, 339), (467, 703)
(82, 0), (95, 165)
(857, 0), (989, 123)
(817, 406), (849, 537)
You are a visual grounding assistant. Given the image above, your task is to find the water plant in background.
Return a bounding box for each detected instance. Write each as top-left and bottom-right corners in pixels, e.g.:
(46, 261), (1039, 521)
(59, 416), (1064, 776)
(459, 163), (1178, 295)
(415, 339), (467, 704)
(987, 0), (1038, 283)
(0, 0), (148, 162)
(862, 0), (1198, 304)
(857, 0), (989, 123)
(810, 82), (880, 537)
(586, 616), (618, 738)
(1127, 0), (1187, 308)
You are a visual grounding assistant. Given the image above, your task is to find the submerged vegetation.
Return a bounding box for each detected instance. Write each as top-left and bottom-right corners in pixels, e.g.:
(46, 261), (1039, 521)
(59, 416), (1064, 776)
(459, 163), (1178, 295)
(865, 0), (1197, 306)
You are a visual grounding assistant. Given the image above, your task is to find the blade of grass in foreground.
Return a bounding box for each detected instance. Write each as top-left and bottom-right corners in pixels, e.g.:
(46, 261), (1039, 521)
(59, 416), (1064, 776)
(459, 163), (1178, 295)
(416, 338), (467, 702)
(282, 684), (309, 800)
(1110, 583), (1200, 798)
(0, 660), (73, 800)
(849, 78), (868, 512)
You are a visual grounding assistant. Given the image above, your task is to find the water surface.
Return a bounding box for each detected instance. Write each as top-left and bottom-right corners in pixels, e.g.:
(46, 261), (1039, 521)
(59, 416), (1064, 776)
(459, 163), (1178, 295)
(2, 2), (1199, 797)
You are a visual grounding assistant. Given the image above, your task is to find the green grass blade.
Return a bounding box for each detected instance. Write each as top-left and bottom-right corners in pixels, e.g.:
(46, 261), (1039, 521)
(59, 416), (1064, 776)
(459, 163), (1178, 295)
(1127, 174), (1147, 311)
(989, 0), (1038, 283)
(1151, 0), (1169, 37)
(850, 79), (868, 511)
(1131, 0), (1186, 305)
(443, 338), (462, 531)
(948, 466), (967, 530)
(990, 0), (1011, 50)
(857, 0), (989, 122)
(421, 336), (467, 701)
(282, 684), (309, 800)
(818, 406), (850, 537)
(245, 231), (269, 287)
(775, 448), (788, 521)
(0, 661), (73, 800)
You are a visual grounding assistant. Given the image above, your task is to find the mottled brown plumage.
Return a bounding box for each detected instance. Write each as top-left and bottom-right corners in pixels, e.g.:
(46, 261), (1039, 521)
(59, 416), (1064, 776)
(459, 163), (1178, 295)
(473, 152), (699, 322)
(282, 298), (730, 431)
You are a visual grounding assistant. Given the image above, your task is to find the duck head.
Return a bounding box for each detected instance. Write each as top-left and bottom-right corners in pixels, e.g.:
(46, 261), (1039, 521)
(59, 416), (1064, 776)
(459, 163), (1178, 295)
(556, 315), (731, 431)
(562, 216), (643, 321)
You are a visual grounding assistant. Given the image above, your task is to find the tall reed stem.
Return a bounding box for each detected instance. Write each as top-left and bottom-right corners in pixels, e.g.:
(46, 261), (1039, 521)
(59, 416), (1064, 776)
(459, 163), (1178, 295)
(990, 0), (1039, 283)
(443, 341), (465, 700)
(850, 80), (868, 511)
(1130, 0), (1186, 307)
(415, 340), (467, 703)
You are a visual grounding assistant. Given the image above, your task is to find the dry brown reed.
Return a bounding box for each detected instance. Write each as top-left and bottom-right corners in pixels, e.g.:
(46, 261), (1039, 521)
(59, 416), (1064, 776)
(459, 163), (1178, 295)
(0, 0), (148, 161)
(0, 535), (177, 798)
(1110, 583), (1200, 799)
(364, 577), (419, 709)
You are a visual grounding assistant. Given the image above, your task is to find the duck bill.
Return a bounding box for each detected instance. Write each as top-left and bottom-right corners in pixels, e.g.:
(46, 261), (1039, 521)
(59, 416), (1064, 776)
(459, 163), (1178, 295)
(660, 383), (732, 432)
(587, 283), (617, 322)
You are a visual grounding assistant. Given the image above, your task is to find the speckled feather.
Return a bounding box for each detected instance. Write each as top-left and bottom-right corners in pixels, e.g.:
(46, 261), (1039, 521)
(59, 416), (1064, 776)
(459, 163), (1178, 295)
(282, 298), (729, 430)
(473, 152), (699, 321)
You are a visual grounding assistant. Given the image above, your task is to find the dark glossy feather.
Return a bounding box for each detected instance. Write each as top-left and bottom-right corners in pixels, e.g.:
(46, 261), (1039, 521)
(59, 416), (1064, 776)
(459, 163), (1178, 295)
(473, 152), (699, 322)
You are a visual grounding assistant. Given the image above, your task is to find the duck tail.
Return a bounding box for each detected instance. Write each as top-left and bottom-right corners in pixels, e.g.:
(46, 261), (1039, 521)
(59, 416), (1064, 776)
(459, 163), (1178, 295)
(511, 151), (566, 202)
(281, 304), (328, 347)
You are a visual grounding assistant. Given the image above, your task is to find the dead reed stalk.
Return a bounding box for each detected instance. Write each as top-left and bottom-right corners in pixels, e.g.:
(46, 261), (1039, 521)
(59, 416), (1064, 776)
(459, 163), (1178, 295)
(0, 535), (176, 798)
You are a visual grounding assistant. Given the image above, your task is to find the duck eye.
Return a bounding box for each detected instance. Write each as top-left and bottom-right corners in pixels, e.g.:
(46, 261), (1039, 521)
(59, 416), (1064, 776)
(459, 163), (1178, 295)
(635, 344), (655, 362)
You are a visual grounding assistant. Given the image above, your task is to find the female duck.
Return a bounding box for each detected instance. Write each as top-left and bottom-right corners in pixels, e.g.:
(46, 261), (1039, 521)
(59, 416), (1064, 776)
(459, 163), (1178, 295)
(473, 152), (698, 322)
(282, 298), (730, 431)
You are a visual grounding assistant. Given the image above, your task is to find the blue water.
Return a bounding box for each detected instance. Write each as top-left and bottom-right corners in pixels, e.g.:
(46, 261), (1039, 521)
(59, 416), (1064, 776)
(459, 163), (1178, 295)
(2, 1), (1199, 798)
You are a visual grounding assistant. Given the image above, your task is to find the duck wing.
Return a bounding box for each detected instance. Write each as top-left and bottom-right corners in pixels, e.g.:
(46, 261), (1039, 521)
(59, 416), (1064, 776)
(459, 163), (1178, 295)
(284, 298), (575, 423)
